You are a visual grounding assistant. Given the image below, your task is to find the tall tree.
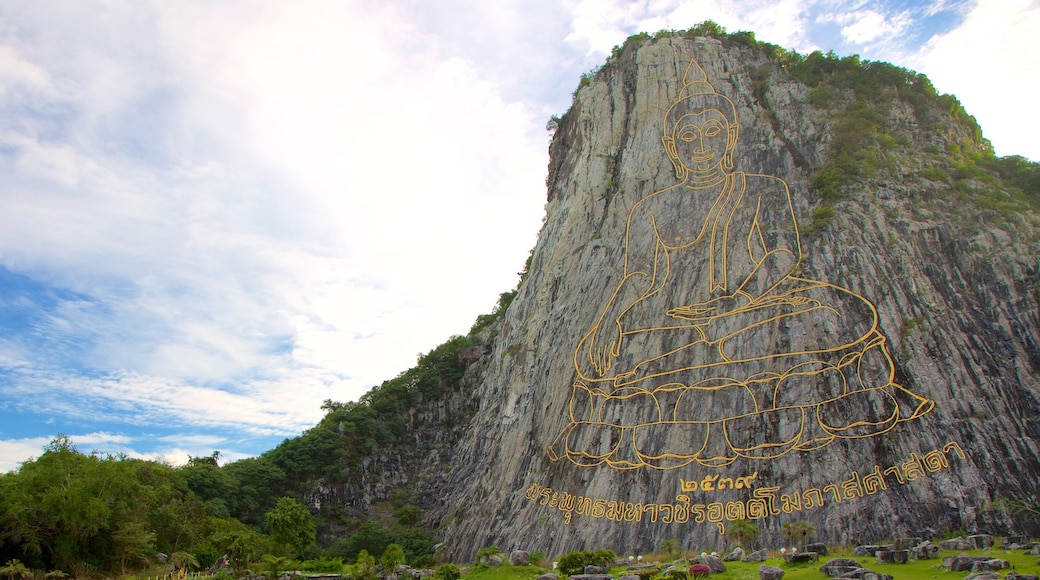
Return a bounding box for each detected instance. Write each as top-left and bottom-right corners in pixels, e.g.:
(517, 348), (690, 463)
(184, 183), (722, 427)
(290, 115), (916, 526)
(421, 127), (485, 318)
(265, 497), (315, 558)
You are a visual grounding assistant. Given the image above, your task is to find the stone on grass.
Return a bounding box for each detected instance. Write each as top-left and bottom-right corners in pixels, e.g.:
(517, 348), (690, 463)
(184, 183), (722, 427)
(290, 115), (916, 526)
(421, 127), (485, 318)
(742, 550), (769, 563)
(784, 552), (818, 564)
(722, 547), (745, 562)
(968, 535), (994, 550)
(697, 554), (726, 573)
(940, 538), (973, 551)
(948, 556), (993, 572)
(874, 550), (908, 564)
(583, 566), (608, 575)
(970, 559), (1008, 573)
(510, 551), (530, 566)
(806, 543), (829, 556)
(759, 565), (784, 580)
(819, 558), (861, 578)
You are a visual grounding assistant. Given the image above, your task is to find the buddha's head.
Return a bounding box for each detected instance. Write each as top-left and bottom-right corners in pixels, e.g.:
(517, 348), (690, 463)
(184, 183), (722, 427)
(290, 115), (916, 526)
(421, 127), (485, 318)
(662, 59), (739, 182)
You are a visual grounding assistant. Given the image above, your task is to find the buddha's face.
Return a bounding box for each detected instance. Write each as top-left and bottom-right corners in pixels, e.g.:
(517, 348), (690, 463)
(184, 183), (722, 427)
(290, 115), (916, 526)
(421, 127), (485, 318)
(668, 108), (734, 173)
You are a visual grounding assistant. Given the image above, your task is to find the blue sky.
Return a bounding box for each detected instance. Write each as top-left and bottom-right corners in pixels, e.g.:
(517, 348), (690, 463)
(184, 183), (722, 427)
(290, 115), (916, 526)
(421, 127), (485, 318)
(1, 0), (1037, 472)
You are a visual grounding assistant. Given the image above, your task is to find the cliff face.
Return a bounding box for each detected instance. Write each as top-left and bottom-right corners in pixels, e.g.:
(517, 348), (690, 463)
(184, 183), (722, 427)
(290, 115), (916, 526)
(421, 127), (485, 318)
(324, 34), (1040, 559)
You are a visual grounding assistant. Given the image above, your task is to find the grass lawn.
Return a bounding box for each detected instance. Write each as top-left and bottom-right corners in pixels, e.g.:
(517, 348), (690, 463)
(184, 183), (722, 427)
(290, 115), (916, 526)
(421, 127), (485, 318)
(460, 548), (1040, 580)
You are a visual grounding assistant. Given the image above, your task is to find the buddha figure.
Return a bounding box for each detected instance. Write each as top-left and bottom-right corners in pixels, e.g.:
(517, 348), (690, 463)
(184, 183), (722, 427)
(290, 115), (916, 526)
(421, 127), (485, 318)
(547, 59), (933, 470)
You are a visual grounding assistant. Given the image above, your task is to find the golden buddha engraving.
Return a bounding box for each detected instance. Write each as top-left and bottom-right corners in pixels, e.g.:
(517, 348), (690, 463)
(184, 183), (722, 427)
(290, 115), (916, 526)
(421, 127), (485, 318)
(547, 58), (933, 470)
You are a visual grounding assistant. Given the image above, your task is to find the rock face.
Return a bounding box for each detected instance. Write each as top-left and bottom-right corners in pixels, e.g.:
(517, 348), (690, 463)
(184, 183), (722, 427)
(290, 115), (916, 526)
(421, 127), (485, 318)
(312, 31), (1040, 560)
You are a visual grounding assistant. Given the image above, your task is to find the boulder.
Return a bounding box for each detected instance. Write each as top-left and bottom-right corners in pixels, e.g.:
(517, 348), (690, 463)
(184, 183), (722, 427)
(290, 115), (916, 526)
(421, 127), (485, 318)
(818, 558), (861, 578)
(569, 575), (611, 580)
(1007, 573), (1039, 580)
(784, 552), (819, 564)
(874, 550), (908, 564)
(722, 548), (745, 562)
(1005, 535), (1029, 547)
(537, 575), (559, 580)
(893, 538), (921, 551)
(617, 576), (640, 580)
(805, 543), (829, 556)
(970, 560), (1008, 573)
(583, 566), (609, 575)
(697, 554), (726, 574)
(510, 551), (530, 566)
(859, 573), (893, 580)
(1027, 545), (1040, 556)
(940, 538), (973, 551)
(758, 565), (784, 580)
(911, 540), (939, 560)
(948, 556), (993, 572)
(968, 535), (994, 550)
(742, 550), (769, 563)
(853, 545), (888, 556)
(962, 574), (1000, 580)
(839, 569), (881, 579)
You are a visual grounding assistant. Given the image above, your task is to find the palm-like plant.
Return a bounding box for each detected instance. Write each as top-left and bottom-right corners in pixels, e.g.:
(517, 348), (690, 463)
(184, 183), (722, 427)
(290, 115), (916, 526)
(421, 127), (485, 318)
(730, 518), (760, 550)
(0, 559), (30, 580)
(781, 520), (816, 549)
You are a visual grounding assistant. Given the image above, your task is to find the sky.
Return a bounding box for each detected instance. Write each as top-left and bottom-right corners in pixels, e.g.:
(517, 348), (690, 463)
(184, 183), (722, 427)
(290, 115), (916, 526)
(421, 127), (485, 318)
(1, 0), (1038, 473)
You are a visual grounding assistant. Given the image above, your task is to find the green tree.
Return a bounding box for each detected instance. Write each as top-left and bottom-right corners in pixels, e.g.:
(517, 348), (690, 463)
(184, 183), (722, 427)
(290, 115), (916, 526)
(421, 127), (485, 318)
(261, 554), (288, 580)
(781, 520), (815, 548)
(352, 550), (377, 580)
(729, 518), (760, 549)
(265, 497), (315, 558)
(168, 552), (200, 572)
(434, 564), (460, 580)
(659, 538), (682, 561)
(381, 543), (405, 573)
(112, 521), (156, 575)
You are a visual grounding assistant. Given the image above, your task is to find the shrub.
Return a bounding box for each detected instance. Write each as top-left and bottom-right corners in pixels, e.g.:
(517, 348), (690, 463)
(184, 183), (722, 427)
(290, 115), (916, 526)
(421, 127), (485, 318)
(556, 550), (616, 576)
(435, 564), (460, 580)
(689, 564), (711, 579)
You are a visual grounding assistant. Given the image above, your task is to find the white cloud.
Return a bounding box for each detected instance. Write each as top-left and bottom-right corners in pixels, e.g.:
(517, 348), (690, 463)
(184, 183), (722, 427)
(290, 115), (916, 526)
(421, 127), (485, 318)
(0, 436), (50, 473)
(910, 0), (1040, 160)
(833, 9), (909, 44)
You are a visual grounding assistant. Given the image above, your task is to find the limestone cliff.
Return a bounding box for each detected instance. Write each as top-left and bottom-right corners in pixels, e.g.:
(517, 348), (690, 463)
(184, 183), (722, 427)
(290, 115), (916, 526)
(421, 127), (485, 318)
(313, 32), (1040, 560)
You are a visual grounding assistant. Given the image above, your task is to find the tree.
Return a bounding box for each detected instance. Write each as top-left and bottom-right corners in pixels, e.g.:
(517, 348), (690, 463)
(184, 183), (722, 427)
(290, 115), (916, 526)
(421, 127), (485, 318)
(729, 519), (760, 549)
(261, 554), (288, 580)
(352, 550), (377, 580)
(782, 520), (815, 548)
(168, 552), (200, 572)
(265, 497), (315, 558)
(112, 521), (156, 575)
(659, 538), (682, 562)
(381, 543), (405, 573)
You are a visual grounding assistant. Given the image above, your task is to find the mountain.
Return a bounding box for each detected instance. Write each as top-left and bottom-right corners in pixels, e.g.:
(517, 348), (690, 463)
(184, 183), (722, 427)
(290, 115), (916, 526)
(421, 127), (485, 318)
(295, 27), (1040, 561)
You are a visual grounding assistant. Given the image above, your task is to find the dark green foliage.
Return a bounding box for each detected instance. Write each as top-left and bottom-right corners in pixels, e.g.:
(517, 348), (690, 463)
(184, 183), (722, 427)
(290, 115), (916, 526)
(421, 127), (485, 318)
(0, 436), (209, 574)
(265, 497), (315, 558)
(555, 550), (616, 576)
(474, 545), (502, 566)
(301, 557), (345, 573)
(436, 563), (461, 580)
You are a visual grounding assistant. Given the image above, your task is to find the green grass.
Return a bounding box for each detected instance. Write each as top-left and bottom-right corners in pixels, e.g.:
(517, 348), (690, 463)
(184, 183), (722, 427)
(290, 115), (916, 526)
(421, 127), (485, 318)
(461, 548), (1040, 580)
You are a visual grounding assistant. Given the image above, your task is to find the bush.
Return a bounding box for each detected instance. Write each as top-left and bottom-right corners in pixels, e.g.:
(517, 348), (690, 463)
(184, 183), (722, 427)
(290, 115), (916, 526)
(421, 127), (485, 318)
(436, 564), (461, 580)
(689, 564), (711, 579)
(556, 550), (616, 576)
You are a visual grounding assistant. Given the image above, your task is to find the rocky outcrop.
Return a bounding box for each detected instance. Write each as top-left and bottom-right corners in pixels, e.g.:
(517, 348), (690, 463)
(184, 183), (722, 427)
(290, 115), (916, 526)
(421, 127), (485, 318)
(309, 30), (1040, 561)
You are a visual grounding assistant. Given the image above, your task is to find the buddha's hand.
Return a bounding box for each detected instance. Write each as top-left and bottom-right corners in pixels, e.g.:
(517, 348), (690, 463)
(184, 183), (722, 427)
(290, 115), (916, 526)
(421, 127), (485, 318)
(667, 292), (752, 322)
(587, 321), (623, 376)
